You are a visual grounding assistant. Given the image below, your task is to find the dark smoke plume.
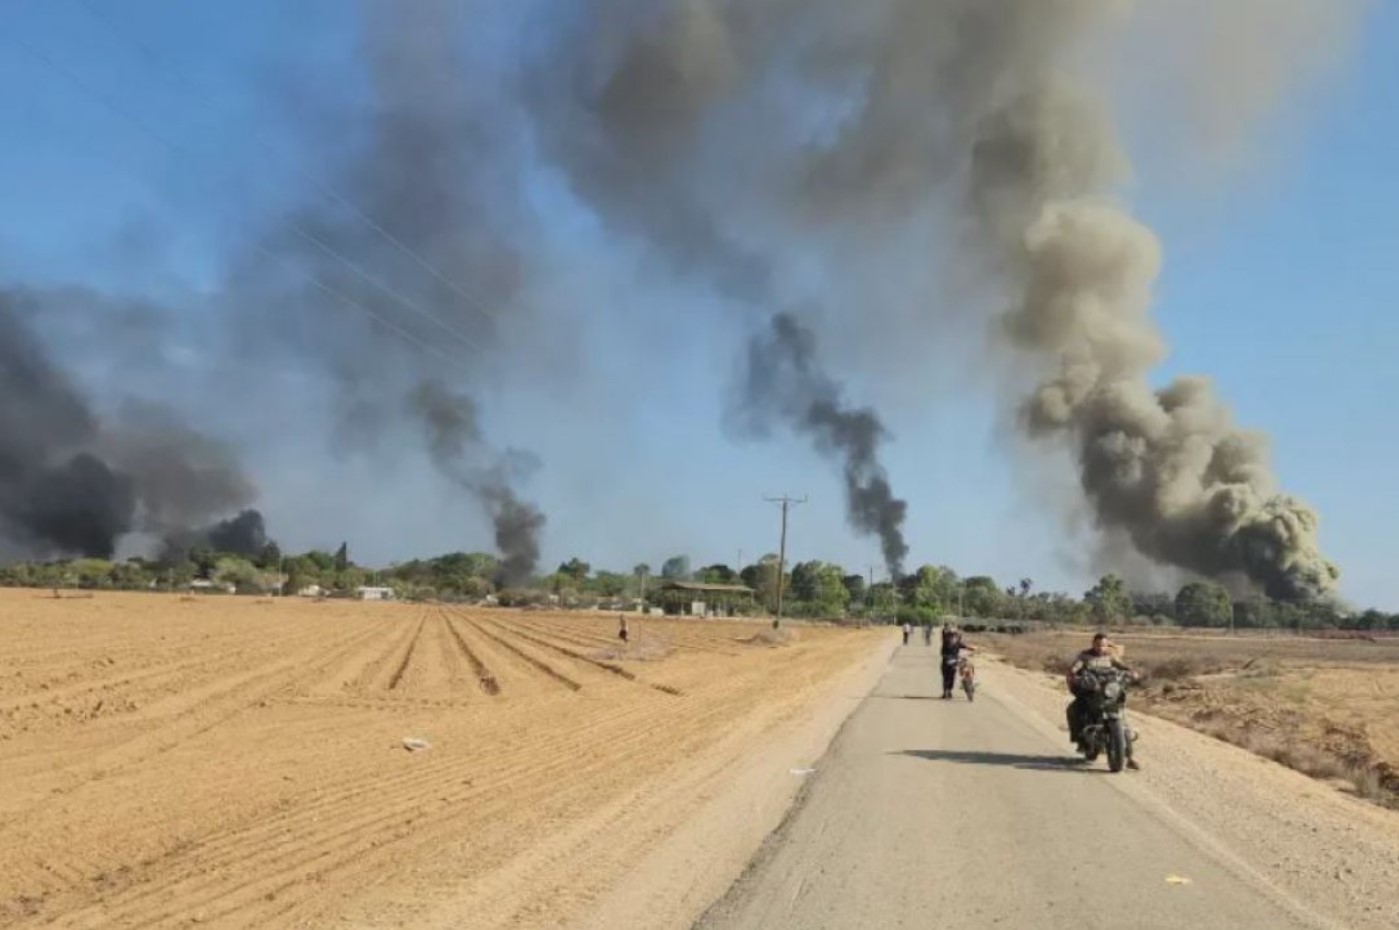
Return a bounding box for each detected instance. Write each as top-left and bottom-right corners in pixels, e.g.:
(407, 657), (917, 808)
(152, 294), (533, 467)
(0, 290), (256, 560)
(407, 381), (544, 585)
(527, 3), (911, 572)
(943, 2), (1341, 600)
(521, 0), (1350, 600)
(739, 314), (909, 577)
(163, 509), (269, 562)
(231, 0), (546, 572)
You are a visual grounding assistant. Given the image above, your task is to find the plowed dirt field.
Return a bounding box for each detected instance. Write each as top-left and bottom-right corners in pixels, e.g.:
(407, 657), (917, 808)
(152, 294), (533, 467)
(0, 591), (880, 929)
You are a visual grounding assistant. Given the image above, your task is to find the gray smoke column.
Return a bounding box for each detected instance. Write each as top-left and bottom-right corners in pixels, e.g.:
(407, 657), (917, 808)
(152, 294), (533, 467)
(739, 313), (909, 577)
(521, 0), (1352, 599)
(163, 509), (269, 562)
(0, 290), (257, 559)
(407, 381), (544, 586)
(945, 1), (1341, 600)
(232, 0), (548, 570)
(527, 2), (910, 571)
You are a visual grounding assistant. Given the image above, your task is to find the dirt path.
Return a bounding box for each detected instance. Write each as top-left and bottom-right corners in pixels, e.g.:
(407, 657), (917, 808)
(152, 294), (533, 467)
(696, 646), (1399, 930)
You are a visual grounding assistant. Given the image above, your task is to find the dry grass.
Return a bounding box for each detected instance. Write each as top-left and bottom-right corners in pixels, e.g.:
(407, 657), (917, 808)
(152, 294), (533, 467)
(981, 630), (1399, 807)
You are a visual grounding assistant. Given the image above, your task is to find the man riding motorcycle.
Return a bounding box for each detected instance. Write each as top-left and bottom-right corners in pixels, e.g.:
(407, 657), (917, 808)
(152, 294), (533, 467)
(1066, 633), (1139, 769)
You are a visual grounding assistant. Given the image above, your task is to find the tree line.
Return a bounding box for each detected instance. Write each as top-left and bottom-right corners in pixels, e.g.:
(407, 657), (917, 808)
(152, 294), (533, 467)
(2, 545), (1396, 632)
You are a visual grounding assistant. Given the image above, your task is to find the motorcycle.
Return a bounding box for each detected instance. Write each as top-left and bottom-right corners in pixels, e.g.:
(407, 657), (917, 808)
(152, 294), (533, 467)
(1073, 667), (1136, 772)
(957, 654), (976, 702)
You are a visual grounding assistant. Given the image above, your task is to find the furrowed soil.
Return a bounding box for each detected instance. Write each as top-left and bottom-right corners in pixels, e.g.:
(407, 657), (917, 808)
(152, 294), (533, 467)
(0, 591), (882, 929)
(981, 630), (1399, 804)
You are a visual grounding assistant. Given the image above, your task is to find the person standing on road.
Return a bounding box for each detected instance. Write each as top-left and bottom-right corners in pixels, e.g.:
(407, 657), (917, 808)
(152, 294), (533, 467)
(922, 622), (933, 646)
(901, 622), (912, 646)
(940, 626), (975, 699)
(618, 614), (629, 645)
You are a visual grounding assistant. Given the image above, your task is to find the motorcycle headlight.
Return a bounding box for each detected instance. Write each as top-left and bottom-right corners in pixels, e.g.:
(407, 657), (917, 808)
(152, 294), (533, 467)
(1103, 681), (1122, 701)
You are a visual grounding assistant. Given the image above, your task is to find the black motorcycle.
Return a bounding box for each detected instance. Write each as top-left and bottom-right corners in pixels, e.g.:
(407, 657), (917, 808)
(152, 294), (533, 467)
(1074, 667), (1136, 772)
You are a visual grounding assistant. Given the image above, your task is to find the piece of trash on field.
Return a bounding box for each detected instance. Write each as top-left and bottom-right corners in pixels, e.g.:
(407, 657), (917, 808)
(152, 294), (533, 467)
(402, 737), (432, 753)
(790, 767), (816, 776)
(1165, 875), (1192, 886)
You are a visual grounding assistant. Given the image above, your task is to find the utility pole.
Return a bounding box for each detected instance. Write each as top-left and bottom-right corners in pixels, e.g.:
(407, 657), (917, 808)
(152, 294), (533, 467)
(764, 495), (807, 629)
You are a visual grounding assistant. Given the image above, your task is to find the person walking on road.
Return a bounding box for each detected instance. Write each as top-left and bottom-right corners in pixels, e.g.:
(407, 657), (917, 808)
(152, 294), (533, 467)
(922, 623), (933, 647)
(940, 625), (975, 699)
(901, 622), (912, 646)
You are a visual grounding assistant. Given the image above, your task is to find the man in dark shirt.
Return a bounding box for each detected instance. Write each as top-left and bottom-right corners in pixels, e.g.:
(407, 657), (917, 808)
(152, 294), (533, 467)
(1066, 633), (1138, 768)
(939, 626), (974, 699)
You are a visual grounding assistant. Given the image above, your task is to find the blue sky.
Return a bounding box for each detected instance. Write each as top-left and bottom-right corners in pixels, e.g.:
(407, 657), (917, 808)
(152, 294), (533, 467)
(2, 1), (1396, 608)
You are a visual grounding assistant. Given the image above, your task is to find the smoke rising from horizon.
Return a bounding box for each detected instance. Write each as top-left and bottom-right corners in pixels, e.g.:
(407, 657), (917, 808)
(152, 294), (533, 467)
(738, 314), (909, 577)
(517, 0), (1354, 599)
(0, 290), (257, 560)
(948, 2), (1343, 600)
(0, 0), (1362, 597)
(407, 381), (544, 585)
(231, 0), (547, 574)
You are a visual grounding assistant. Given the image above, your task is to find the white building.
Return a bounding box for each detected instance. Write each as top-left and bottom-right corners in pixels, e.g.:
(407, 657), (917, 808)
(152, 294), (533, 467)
(357, 586), (396, 601)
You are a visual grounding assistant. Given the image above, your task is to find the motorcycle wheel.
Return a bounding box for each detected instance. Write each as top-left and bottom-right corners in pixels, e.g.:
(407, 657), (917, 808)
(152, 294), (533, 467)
(1107, 718), (1127, 773)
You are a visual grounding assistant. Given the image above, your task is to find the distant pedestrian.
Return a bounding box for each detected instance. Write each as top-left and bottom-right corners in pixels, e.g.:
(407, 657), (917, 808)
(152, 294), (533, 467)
(618, 614), (629, 644)
(901, 622), (912, 646)
(922, 623), (933, 647)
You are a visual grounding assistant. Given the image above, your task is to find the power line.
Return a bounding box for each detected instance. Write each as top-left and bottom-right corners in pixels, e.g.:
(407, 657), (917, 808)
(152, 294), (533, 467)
(763, 495), (807, 629)
(67, 0), (508, 329)
(4, 29), (485, 359)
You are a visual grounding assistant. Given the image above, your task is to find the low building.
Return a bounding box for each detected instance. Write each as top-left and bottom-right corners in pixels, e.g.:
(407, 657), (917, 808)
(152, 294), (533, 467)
(297, 584), (326, 598)
(656, 581), (754, 618)
(356, 586), (396, 601)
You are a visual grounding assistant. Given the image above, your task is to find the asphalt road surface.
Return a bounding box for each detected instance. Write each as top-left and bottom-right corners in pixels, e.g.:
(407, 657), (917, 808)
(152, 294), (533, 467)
(695, 645), (1327, 930)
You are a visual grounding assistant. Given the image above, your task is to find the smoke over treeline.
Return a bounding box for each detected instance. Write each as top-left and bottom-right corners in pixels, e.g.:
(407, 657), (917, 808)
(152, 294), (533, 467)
(227, 1), (547, 578)
(511, 0), (1352, 599)
(0, 291), (256, 560)
(739, 314), (909, 577)
(2, 0), (1360, 597)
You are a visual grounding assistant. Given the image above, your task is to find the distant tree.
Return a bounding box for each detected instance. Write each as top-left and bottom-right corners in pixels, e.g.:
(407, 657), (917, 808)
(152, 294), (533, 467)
(741, 556), (782, 612)
(698, 564), (737, 584)
(257, 541), (283, 571)
(213, 557), (261, 591)
(71, 559), (115, 590)
(961, 576), (1002, 618)
(660, 555), (692, 580)
(841, 573), (867, 604)
(590, 572), (629, 598)
(558, 557), (591, 582)
(1085, 574), (1131, 623)
(1232, 595), (1275, 629)
(1174, 581), (1233, 628)
(1018, 578), (1033, 598)
(900, 565), (957, 612)
(1353, 609), (1388, 631)
(189, 545), (218, 579)
(334, 542), (350, 573)
(1131, 591), (1174, 621)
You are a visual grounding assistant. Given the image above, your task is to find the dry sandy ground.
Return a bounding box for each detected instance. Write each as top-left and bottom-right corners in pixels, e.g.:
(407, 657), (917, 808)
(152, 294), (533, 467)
(698, 646), (1399, 930)
(0, 591), (885, 929)
(983, 631), (1399, 801)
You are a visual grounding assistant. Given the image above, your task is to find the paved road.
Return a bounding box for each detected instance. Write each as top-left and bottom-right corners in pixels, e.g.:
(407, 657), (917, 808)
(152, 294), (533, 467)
(695, 645), (1321, 930)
